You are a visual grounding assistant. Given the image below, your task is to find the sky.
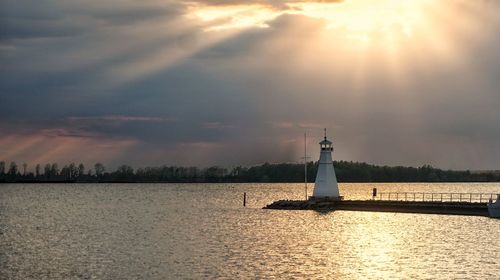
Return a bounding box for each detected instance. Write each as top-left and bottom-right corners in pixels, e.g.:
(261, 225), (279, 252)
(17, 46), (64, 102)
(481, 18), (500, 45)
(1, 0), (500, 170)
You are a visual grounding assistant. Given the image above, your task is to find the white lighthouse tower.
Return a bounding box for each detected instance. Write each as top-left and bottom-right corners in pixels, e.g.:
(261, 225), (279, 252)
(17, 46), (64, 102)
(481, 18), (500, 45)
(312, 129), (340, 199)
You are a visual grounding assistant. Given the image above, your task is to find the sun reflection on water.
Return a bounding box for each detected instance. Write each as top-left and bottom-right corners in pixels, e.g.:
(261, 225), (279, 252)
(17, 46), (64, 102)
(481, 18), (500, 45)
(1, 183), (499, 279)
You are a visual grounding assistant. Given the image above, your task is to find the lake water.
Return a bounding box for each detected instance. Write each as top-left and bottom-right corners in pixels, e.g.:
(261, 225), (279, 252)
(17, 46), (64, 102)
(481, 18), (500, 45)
(1, 183), (499, 279)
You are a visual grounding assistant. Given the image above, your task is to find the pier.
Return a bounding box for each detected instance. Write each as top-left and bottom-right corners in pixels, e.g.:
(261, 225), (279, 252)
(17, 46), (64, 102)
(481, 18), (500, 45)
(264, 192), (498, 217)
(376, 191), (498, 203)
(264, 133), (499, 217)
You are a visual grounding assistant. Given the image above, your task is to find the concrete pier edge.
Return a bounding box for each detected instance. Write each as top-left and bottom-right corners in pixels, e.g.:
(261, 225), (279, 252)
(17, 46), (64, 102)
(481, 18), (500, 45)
(263, 199), (490, 217)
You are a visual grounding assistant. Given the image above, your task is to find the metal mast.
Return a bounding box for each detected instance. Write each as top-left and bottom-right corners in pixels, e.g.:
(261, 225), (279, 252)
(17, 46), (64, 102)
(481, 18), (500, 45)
(303, 132), (310, 200)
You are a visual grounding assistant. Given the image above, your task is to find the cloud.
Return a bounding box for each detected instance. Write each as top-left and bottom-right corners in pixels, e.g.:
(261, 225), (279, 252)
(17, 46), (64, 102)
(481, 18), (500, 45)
(0, 0), (183, 40)
(202, 122), (234, 129)
(187, 0), (343, 7)
(1, 0), (500, 169)
(40, 128), (102, 139)
(67, 115), (175, 123)
(0, 131), (138, 167)
(184, 0), (343, 31)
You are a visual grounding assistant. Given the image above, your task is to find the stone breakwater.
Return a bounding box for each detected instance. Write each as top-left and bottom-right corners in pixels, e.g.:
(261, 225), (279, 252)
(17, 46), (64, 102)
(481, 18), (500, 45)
(264, 199), (490, 217)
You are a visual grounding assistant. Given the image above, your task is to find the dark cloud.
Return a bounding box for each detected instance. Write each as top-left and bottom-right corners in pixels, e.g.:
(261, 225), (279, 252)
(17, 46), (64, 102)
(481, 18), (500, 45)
(1, 0), (500, 169)
(0, 0), (183, 40)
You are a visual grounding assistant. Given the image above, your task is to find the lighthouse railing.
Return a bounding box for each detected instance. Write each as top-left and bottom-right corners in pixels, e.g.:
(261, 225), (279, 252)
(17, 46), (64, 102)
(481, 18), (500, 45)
(376, 192), (498, 203)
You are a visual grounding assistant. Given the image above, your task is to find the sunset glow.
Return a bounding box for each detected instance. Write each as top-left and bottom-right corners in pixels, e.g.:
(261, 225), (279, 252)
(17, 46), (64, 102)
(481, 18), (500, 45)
(1, 0), (500, 169)
(188, 4), (279, 30)
(2, 2), (500, 279)
(189, 0), (426, 42)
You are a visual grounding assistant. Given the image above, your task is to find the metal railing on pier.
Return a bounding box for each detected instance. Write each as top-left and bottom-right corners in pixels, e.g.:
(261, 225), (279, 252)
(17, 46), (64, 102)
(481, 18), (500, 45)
(376, 192), (498, 203)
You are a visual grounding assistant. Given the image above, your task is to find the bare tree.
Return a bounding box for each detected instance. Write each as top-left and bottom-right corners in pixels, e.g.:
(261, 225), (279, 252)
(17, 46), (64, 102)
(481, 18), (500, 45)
(44, 164), (51, 178)
(94, 163), (105, 178)
(8, 161), (18, 176)
(50, 163), (59, 177)
(35, 164), (41, 177)
(78, 163), (85, 178)
(60, 165), (70, 179)
(69, 163), (77, 179)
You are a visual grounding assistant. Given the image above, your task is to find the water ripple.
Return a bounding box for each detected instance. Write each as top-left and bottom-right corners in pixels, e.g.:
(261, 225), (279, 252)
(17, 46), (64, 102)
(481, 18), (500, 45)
(1, 183), (499, 279)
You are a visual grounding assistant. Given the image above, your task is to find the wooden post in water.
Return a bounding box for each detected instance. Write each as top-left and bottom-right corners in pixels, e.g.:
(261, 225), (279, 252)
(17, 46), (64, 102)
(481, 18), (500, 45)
(243, 192), (247, 207)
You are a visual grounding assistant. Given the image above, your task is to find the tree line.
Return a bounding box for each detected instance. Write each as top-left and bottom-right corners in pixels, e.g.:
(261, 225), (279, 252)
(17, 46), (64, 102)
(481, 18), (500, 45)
(1, 160), (499, 183)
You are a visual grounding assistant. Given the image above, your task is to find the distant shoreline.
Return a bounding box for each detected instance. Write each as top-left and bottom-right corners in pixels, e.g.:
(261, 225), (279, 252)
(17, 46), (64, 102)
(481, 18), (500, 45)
(2, 161), (500, 184)
(2, 180), (500, 184)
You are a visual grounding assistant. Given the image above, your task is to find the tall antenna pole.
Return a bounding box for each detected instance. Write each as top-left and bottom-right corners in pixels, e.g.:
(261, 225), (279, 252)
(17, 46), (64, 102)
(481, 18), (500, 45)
(304, 132), (308, 200)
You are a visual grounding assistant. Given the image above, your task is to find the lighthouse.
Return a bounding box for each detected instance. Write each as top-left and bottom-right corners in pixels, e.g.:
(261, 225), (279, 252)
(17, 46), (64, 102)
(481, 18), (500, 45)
(312, 129), (340, 199)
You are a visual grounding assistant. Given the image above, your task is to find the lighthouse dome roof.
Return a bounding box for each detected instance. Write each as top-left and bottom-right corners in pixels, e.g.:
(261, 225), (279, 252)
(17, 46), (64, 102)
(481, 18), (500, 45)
(319, 138), (332, 145)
